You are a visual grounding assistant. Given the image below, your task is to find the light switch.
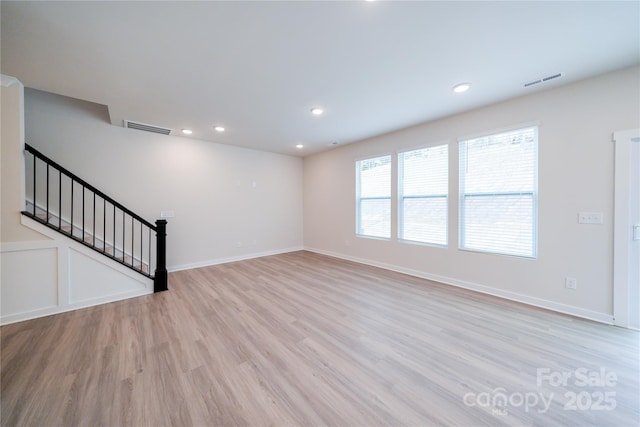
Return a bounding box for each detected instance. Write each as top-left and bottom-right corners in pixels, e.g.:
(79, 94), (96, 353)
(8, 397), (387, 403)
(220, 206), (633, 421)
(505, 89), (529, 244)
(578, 212), (603, 224)
(160, 210), (175, 218)
(633, 225), (640, 241)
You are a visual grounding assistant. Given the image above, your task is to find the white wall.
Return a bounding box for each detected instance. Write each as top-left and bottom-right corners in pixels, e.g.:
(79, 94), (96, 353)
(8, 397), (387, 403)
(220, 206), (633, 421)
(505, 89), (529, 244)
(303, 66), (640, 323)
(24, 89), (304, 270)
(1, 78), (44, 242)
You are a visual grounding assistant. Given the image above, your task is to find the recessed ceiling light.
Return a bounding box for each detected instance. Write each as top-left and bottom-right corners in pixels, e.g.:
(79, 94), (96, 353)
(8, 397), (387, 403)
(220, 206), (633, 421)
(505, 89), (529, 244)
(296, 144), (304, 149)
(181, 129), (193, 135)
(310, 107), (324, 116)
(453, 83), (471, 93)
(214, 126), (225, 132)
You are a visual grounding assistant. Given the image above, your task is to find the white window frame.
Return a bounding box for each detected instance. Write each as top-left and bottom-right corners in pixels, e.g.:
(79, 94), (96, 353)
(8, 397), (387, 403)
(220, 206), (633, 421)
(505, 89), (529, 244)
(356, 155), (392, 239)
(459, 126), (538, 258)
(398, 144), (448, 247)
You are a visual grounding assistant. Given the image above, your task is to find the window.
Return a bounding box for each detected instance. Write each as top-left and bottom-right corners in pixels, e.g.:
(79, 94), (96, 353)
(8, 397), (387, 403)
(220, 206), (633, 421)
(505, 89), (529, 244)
(459, 126), (538, 257)
(398, 144), (448, 245)
(356, 155), (391, 238)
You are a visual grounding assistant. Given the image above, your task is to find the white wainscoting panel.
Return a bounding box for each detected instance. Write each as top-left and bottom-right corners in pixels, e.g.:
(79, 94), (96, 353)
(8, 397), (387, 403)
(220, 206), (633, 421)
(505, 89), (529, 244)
(1, 242), (58, 317)
(0, 217), (153, 325)
(69, 247), (147, 303)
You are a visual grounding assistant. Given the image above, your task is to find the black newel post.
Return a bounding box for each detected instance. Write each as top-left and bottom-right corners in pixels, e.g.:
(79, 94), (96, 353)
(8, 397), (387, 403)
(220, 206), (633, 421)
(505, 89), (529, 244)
(154, 219), (168, 292)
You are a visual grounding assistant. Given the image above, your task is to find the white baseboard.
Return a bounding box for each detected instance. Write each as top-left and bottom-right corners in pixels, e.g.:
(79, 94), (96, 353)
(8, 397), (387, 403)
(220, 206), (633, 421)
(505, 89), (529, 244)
(304, 246), (614, 325)
(168, 246), (305, 272)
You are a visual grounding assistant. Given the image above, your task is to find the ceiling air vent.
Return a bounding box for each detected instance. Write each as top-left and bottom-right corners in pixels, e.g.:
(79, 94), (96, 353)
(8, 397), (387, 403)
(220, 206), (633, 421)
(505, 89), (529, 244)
(124, 120), (172, 135)
(523, 72), (563, 88)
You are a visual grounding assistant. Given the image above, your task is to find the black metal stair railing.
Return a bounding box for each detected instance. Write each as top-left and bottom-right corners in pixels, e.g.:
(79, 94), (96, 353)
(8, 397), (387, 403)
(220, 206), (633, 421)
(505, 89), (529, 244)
(22, 143), (168, 293)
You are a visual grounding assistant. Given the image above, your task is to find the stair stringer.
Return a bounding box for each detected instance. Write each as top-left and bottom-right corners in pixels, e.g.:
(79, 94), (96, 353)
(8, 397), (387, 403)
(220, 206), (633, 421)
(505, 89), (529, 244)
(0, 215), (153, 325)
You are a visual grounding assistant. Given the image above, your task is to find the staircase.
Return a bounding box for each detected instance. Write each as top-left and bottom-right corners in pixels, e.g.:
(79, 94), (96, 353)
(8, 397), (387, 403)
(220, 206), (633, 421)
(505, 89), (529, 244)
(21, 143), (168, 292)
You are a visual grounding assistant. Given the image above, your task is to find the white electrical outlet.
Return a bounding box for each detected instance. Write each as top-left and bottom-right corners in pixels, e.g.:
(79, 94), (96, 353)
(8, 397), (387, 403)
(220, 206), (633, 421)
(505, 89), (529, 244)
(565, 277), (577, 290)
(578, 212), (603, 224)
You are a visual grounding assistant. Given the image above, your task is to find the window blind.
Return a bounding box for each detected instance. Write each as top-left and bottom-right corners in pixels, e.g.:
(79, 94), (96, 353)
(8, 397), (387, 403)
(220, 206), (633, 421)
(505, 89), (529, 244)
(356, 156), (391, 238)
(399, 144), (448, 245)
(459, 127), (538, 257)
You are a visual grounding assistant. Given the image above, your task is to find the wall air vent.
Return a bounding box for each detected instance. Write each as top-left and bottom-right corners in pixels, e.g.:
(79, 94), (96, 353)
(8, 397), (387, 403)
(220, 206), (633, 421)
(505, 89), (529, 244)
(124, 120), (172, 135)
(523, 72), (563, 88)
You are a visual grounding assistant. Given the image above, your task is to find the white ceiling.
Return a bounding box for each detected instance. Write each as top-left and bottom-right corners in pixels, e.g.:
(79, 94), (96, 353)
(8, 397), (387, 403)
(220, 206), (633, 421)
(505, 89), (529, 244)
(2, 1), (639, 157)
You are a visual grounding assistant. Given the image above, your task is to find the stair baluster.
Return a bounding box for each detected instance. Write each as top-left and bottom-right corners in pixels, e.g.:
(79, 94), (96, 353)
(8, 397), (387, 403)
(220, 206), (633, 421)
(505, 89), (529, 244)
(22, 143), (167, 292)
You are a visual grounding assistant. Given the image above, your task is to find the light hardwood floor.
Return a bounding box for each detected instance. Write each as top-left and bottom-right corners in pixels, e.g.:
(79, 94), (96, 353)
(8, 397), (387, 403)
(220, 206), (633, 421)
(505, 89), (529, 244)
(1, 251), (638, 426)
